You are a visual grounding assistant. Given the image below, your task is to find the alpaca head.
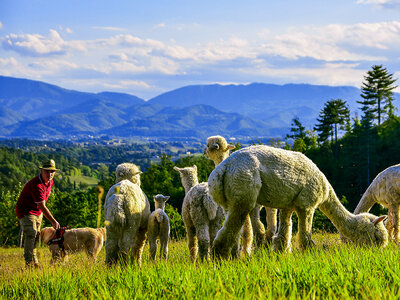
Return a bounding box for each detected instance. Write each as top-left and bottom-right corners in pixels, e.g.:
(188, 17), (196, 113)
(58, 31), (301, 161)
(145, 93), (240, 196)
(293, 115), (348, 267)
(153, 194), (170, 210)
(343, 214), (388, 247)
(173, 165), (199, 193)
(115, 163), (142, 185)
(205, 135), (234, 166)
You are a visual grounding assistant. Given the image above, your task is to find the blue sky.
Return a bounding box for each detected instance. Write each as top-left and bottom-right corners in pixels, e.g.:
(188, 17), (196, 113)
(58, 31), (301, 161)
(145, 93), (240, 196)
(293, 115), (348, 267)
(0, 0), (399, 99)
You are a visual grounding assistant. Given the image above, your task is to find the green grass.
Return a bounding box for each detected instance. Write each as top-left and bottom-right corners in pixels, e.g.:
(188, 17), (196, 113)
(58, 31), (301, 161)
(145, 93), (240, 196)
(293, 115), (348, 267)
(2, 233), (400, 299)
(68, 175), (99, 186)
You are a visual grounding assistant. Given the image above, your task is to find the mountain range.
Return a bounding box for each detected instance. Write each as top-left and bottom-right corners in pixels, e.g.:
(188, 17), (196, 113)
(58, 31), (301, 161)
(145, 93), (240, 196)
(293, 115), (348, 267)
(0, 75), (391, 141)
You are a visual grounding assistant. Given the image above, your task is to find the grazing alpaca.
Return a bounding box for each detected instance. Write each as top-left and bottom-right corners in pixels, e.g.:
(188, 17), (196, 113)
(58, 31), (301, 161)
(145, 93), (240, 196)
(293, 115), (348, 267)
(208, 145), (388, 258)
(174, 165), (225, 261)
(354, 164), (400, 242)
(104, 163), (150, 265)
(206, 136), (278, 249)
(148, 194), (170, 261)
(40, 227), (106, 264)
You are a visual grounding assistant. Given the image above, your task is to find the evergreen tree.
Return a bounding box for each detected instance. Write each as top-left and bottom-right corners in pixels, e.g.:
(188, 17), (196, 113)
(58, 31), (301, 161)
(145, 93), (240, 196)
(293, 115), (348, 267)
(314, 99), (350, 144)
(286, 117), (316, 153)
(358, 65), (397, 129)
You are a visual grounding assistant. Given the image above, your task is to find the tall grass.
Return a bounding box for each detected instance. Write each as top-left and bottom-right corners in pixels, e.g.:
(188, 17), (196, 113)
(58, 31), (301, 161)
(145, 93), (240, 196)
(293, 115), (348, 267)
(2, 233), (400, 299)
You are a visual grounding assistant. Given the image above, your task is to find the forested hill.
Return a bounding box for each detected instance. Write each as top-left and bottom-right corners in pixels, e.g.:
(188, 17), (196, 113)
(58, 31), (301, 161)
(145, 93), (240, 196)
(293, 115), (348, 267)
(1, 75), (390, 140)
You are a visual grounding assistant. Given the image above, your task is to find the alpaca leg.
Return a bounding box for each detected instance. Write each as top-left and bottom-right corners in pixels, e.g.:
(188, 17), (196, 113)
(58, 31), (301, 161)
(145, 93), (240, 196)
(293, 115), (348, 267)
(240, 214), (253, 257)
(105, 228), (120, 265)
(132, 227), (147, 265)
(149, 238), (157, 260)
(386, 210), (394, 240)
(391, 206), (400, 243)
(196, 224), (211, 261)
(250, 205), (265, 248)
(120, 229), (138, 264)
(272, 209), (293, 252)
(213, 208), (252, 259)
(296, 208), (316, 249)
(160, 236), (169, 261)
(265, 208), (278, 244)
(186, 226), (198, 262)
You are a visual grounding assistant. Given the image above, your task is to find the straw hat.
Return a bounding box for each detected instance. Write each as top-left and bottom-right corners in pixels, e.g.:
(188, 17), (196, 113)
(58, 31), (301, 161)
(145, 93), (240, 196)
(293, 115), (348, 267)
(39, 159), (60, 171)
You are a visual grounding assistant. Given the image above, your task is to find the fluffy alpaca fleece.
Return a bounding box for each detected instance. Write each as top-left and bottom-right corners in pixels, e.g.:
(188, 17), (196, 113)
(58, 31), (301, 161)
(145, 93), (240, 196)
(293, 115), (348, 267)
(206, 135), (277, 250)
(208, 145), (388, 258)
(148, 194), (170, 261)
(354, 164), (400, 242)
(40, 227), (106, 264)
(174, 165), (225, 262)
(104, 163), (150, 265)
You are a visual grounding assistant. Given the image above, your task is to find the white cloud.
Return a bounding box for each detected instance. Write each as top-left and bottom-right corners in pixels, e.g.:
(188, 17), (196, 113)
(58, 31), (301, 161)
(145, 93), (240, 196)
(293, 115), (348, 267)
(1, 29), (86, 56)
(153, 23), (166, 29)
(0, 21), (3, 30)
(357, 0), (400, 8)
(257, 21), (400, 62)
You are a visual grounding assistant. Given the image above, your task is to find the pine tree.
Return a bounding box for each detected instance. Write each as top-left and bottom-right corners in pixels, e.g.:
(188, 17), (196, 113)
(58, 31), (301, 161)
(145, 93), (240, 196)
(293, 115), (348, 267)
(286, 117), (316, 153)
(358, 65), (397, 130)
(314, 99), (350, 144)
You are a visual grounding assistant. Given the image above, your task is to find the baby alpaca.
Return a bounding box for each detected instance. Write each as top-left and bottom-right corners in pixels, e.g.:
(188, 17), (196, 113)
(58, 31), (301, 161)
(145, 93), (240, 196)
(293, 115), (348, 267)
(104, 163), (150, 265)
(174, 165), (225, 262)
(208, 145), (388, 258)
(354, 164), (400, 242)
(148, 194), (170, 261)
(40, 227), (106, 264)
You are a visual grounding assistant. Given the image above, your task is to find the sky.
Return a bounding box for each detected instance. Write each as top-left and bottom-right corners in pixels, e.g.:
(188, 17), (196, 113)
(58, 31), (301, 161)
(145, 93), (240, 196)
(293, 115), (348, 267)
(0, 0), (400, 100)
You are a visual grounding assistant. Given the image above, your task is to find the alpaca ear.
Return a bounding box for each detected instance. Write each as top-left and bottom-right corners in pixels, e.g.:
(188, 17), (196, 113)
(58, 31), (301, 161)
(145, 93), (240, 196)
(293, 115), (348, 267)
(373, 215), (387, 225)
(133, 171), (142, 176)
(173, 166), (181, 172)
(164, 196), (170, 202)
(227, 144), (235, 150)
(193, 165), (197, 171)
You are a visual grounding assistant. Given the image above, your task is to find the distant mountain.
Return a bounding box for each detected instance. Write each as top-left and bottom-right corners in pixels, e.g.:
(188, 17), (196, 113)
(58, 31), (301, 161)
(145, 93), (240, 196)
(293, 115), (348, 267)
(102, 104), (273, 139)
(2, 75), (397, 141)
(148, 83), (365, 130)
(0, 76), (145, 120)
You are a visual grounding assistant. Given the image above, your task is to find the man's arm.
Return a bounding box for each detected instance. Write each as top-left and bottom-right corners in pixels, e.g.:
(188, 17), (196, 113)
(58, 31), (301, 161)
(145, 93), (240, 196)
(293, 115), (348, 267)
(37, 202), (60, 230)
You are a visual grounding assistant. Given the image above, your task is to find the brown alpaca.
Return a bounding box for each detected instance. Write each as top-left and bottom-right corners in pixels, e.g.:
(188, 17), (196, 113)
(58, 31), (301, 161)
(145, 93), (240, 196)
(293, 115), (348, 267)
(41, 227), (106, 264)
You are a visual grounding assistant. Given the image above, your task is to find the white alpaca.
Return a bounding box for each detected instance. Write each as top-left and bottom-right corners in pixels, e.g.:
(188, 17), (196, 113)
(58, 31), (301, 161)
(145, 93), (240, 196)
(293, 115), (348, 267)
(208, 145), (388, 258)
(174, 165), (225, 262)
(104, 163), (150, 265)
(206, 136), (278, 249)
(354, 164), (400, 242)
(148, 194), (170, 261)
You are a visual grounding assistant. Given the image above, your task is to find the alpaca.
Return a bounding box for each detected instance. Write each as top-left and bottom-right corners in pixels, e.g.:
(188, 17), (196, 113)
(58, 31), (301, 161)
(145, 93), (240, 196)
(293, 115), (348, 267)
(206, 135), (278, 249)
(40, 227), (106, 264)
(174, 165), (225, 262)
(148, 194), (170, 261)
(104, 163), (150, 265)
(354, 164), (400, 242)
(208, 145), (388, 258)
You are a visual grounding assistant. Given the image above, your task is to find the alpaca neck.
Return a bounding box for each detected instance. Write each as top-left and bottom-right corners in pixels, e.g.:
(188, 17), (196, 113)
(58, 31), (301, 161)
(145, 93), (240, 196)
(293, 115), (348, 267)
(182, 176), (199, 194)
(354, 190), (376, 214)
(155, 203), (165, 211)
(213, 153), (229, 167)
(318, 188), (357, 238)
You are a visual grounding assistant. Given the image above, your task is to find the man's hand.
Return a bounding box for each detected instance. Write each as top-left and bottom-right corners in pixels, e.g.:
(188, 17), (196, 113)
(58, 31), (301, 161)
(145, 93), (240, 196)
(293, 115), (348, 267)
(51, 220), (60, 230)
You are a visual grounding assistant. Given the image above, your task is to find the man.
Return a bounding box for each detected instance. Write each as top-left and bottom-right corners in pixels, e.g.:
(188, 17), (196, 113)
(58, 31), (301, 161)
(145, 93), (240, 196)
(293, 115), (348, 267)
(16, 159), (60, 268)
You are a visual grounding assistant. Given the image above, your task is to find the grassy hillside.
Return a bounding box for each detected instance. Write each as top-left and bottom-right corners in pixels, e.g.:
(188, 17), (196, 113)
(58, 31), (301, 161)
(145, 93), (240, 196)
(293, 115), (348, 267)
(68, 175), (100, 186)
(1, 233), (399, 299)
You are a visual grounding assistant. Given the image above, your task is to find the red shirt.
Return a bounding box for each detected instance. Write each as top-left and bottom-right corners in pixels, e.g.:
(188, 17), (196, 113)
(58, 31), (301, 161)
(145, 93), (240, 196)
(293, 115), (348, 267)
(16, 174), (53, 219)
